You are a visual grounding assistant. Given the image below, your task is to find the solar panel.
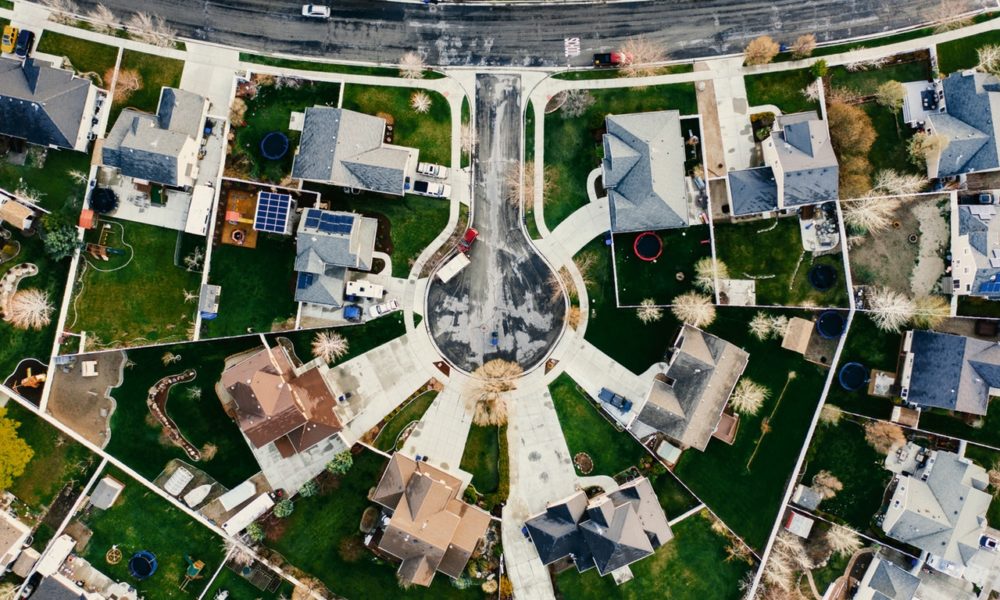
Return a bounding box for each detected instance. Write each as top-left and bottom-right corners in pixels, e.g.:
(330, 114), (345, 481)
(253, 191), (292, 234)
(297, 272), (314, 290)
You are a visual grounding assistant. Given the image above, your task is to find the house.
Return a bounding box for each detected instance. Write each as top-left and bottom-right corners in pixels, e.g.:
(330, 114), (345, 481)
(370, 454), (491, 588)
(898, 329), (1000, 416)
(294, 208), (378, 309)
(952, 204), (1000, 299)
(0, 189), (36, 231)
(0, 511), (30, 571)
(880, 442), (992, 581)
(524, 477), (672, 578)
(626, 325), (749, 451)
(291, 107), (418, 196)
(854, 554), (978, 600)
(220, 342), (350, 458)
(101, 87), (209, 188)
(727, 112), (839, 216)
(88, 475), (124, 509)
(0, 57), (101, 152)
(601, 111), (689, 233)
(919, 71), (1000, 179)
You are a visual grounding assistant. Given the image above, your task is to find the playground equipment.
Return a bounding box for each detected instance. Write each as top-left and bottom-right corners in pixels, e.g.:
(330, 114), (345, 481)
(838, 362), (868, 392)
(633, 231), (663, 262)
(179, 555), (205, 591)
(15, 368), (46, 390)
(128, 551), (157, 581)
(105, 545), (122, 565)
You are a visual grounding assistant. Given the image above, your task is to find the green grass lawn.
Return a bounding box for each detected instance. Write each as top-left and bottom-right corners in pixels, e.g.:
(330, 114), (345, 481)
(826, 60), (931, 96)
(802, 418), (891, 531)
(266, 448), (479, 599)
(713, 217), (849, 307)
(674, 307), (830, 550)
(79, 466), (225, 600)
(543, 83), (697, 232)
(939, 29), (1000, 74)
(105, 336), (263, 488)
(110, 50), (184, 126)
(744, 68), (819, 114)
(71, 218), (202, 350)
(578, 235), (684, 374)
(962, 444), (1000, 525)
(203, 567), (295, 600)
(614, 226), (711, 305)
(342, 85), (451, 165)
(305, 184), (450, 278)
(36, 31), (119, 84)
(265, 312), (407, 366)
(554, 511), (750, 600)
(553, 64), (694, 80)
(239, 53), (445, 79)
(373, 391), (437, 452)
(958, 296), (1000, 318)
(524, 101), (542, 240)
(231, 80), (341, 183)
(861, 102), (920, 178)
(203, 234), (298, 337)
(460, 424), (501, 493)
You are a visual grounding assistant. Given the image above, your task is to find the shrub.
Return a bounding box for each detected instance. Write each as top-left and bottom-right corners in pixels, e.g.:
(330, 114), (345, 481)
(246, 521), (265, 542)
(744, 35), (780, 65)
(273, 499), (294, 518)
(326, 450), (354, 475)
(810, 59), (828, 79)
(299, 479), (319, 498)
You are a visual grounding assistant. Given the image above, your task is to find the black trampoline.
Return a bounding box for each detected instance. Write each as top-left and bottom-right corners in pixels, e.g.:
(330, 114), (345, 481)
(816, 311), (847, 339)
(259, 131), (290, 160)
(633, 231), (663, 261)
(808, 264), (837, 291)
(128, 551), (157, 580)
(838, 362), (868, 392)
(90, 188), (119, 214)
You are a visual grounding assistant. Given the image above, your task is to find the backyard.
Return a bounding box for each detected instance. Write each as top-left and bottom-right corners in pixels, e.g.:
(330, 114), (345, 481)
(543, 83), (697, 232)
(824, 314), (899, 420)
(744, 68), (819, 114)
(265, 312), (407, 367)
(202, 565), (295, 600)
(613, 226), (712, 306)
(341, 84), (452, 165)
(373, 390), (438, 452)
(713, 217), (849, 308)
(109, 50), (185, 125)
(36, 31), (119, 85)
(78, 466), (225, 600)
(104, 336), (263, 488)
(70, 218), (202, 350)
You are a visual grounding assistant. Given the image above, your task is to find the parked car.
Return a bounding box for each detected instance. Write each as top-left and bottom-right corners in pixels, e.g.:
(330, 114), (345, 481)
(417, 162), (449, 179)
(413, 179), (451, 198)
(14, 29), (34, 58)
(458, 227), (478, 253)
(368, 299), (400, 318)
(342, 304), (363, 322)
(593, 52), (627, 67)
(1, 25), (18, 54)
(301, 4), (331, 17)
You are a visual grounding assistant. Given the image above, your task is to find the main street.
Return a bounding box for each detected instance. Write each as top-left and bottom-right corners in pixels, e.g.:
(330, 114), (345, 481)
(73, 0), (989, 66)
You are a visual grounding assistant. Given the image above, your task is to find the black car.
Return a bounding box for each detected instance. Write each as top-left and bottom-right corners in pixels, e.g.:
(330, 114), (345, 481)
(14, 29), (34, 57)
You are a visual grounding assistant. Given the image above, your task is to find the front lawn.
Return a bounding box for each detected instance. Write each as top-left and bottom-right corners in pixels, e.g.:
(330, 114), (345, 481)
(554, 510), (750, 600)
(825, 59), (931, 96)
(613, 226), (712, 305)
(341, 85), (451, 165)
(240, 53), (445, 79)
(713, 217), (849, 308)
(552, 64), (694, 80)
(265, 312), (407, 366)
(938, 29), (1000, 73)
(203, 234), (298, 338)
(70, 218), (202, 350)
(460, 425), (501, 493)
(36, 31), (119, 84)
(373, 390), (437, 452)
(104, 336), (263, 488)
(744, 68), (818, 114)
(78, 466), (225, 600)
(543, 83), (697, 231)
(110, 50), (184, 126)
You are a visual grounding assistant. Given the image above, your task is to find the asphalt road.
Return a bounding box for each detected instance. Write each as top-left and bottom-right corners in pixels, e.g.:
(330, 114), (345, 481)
(70, 0), (990, 66)
(426, 74), (564, 373)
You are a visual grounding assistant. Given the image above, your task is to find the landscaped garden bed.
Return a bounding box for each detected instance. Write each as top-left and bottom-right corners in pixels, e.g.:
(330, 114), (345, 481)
(341, 84), (451, 165)
(373, 390), (438, 452)
(613, 225), (713, 306)
(239, 53), (446, 79)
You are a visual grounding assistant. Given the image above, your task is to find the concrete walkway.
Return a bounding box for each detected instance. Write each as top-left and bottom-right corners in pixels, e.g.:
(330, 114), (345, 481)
(400, 383), (474, 476)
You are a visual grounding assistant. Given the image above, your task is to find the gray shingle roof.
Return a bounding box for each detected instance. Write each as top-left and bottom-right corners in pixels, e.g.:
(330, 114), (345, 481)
(294, 209), (377, 307)
(601, 111), (688, 233)
(905, 330), (1000, 415)
(933, 71), (1000, 178)
(859, 557), (920, 600)
(524, 491), (592, 569)
(727, 166), (778, 216)
(770, 113), (839, 206)
(291, 107), (414, 195)
(31, 576), (83, 600)
(0, 57), (94, 150)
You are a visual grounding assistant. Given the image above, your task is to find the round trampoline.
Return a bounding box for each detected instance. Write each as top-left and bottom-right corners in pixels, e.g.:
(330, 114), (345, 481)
(128, 551), (157, 580)
(90, 188), (119, 214)
(633, 232), (663, 262)
(260, 131), (290, 160)
(838, 362), (868, 392)
(816, 311), (847, 339)
(808, 264), (838, 292)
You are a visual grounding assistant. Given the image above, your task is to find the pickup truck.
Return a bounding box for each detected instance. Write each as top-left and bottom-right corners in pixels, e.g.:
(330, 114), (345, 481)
(417, 162), (450, 179)
(458, 228), (478, 253)
(593, 52), (626, 67)
(413, 180), (451, 198)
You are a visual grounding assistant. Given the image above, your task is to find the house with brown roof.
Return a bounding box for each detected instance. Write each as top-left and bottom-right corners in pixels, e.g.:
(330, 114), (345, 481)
(220, 342), (351, 458)
(370, 454), (491, 588)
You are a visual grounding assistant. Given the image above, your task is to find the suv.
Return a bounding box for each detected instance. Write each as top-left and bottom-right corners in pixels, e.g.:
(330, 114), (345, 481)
(413, 180), (451, 198)
(1, 25), (18, 54)
(458, 227), (478, 253)
(368, 299), (400, 318)
(417, 162), (449, 179)
(342, 304), (363, 323)
(14, 30), (34, 58)
(301, 4), (331, 18)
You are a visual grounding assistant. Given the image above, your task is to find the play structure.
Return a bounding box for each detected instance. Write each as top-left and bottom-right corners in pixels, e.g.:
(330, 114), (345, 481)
(179, 555), (205, 591)
(128, 551), (157, 581)
(807, 264), (838, 292)
(633, 231), (663, 262)
(816, 310), (847, 339)
(259, 131), (290, 160)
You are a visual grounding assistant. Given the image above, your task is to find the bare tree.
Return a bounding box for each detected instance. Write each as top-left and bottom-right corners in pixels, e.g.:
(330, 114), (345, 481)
(312, 331), (349, 363)
(801, 80), (822, 103)
(978, 44), (1000, 76)
(87, 3), (118, 35)
(161, 352), (181, 366)
(875, 80), (906, 114)
(398, 52), (426, 79)
(410, 91), (432, 114)
(636, 298), (663, 324)
(460, 122), (475, 156)
(572, 253), (597, 291)
(825, 525), (863, 557)
(842, 196), (903, 233)
(744, 35), (781, 66)
(819, 404), (843, 426)
(619, 36), (667, 78)
(908, 131), (950, 169)
(864, 420), (906, 454)
(872, 169), (926, 196)
(4, 289), (54, 330)
(112, 69), (143, 104)
(43, 0), (80, 24)
(912, 295), (950, 329)
(230, 97), (248, 127)
(471, 359), (523, 426)
(127, 12), (176, 48)
(560, 89), (596, 119)
(68, 170), (89, 185)
(694, 257), (728, 294)
(790, 34), (817, 59)
(183, 246), (204, 272)
(749, 312), (773, 341)
(729, 378), (769, 415)
(866, 287), (915, 332)
(928, 0), (973, 33)
(812, 470), (843, 499)
(182, 289), (198, 304)
(671, 292), (716, 327)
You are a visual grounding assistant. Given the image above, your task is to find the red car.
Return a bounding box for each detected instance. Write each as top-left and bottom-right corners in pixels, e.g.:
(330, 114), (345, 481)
(458, 227), (478, 253)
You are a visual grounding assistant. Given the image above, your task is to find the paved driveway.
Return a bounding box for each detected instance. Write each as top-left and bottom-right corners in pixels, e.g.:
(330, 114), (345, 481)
(426, 74), (564, 373)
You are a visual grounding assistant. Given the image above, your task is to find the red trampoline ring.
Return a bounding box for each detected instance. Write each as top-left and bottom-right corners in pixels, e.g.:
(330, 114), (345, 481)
(633, 231), (663, 262)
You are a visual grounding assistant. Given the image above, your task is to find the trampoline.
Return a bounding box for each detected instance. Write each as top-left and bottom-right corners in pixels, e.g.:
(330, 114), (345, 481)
(838, 362), (868, 392)
(816, 311), (847, 339)
(128, 551), (157, 581)
(90, 188), (119, 214)
(259, 131), (290, 160)
(808, 264), (838, 292)
(633, 232), (663, 262)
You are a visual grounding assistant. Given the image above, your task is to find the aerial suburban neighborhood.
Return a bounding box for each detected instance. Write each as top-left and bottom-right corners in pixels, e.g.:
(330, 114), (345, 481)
(4, 1), (1000, 599)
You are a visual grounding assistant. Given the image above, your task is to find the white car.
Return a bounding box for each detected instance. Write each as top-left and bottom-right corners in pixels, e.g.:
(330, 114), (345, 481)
(301, 4), (331, 18)
(417, 162), (450, 179)
(369, 299), (400, 318)
(413, 180), (452, 199)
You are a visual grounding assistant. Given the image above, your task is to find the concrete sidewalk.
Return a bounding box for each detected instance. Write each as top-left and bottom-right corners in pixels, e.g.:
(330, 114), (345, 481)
(400, 383), (474, 475)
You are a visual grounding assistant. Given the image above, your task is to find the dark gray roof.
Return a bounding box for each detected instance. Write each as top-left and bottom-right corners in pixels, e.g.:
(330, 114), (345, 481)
(156, 87), (207, 138)
(769, 114), (839, 206)
(0, 57), (94, 150)
(291, 107), (413, 195)
(906, 330), (1000, 415)
(933, 71), (1000, 178)
(294, 266), (346, 307)
(862, 557), (920, 600)
(295, 210), (377, 271)
(727, 167), (778, 216)
(30, 576), (85, 600)
(524, 491), (593, 569)
(602, 111), (688, 233)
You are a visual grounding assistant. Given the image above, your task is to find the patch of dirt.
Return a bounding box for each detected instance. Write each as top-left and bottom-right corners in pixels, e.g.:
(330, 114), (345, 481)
(46, 350), (125, 447)
(909, 201), (948, 296)
(574, 452), (594, 475)
(848, 200), (921, 294)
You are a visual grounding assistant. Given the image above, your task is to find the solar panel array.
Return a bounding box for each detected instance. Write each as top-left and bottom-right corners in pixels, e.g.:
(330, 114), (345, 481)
(981, 281), (1000, 294)
(297, 272), (315, 290)
(254, 192), (292, 234)
(303, 209), (355, 235)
